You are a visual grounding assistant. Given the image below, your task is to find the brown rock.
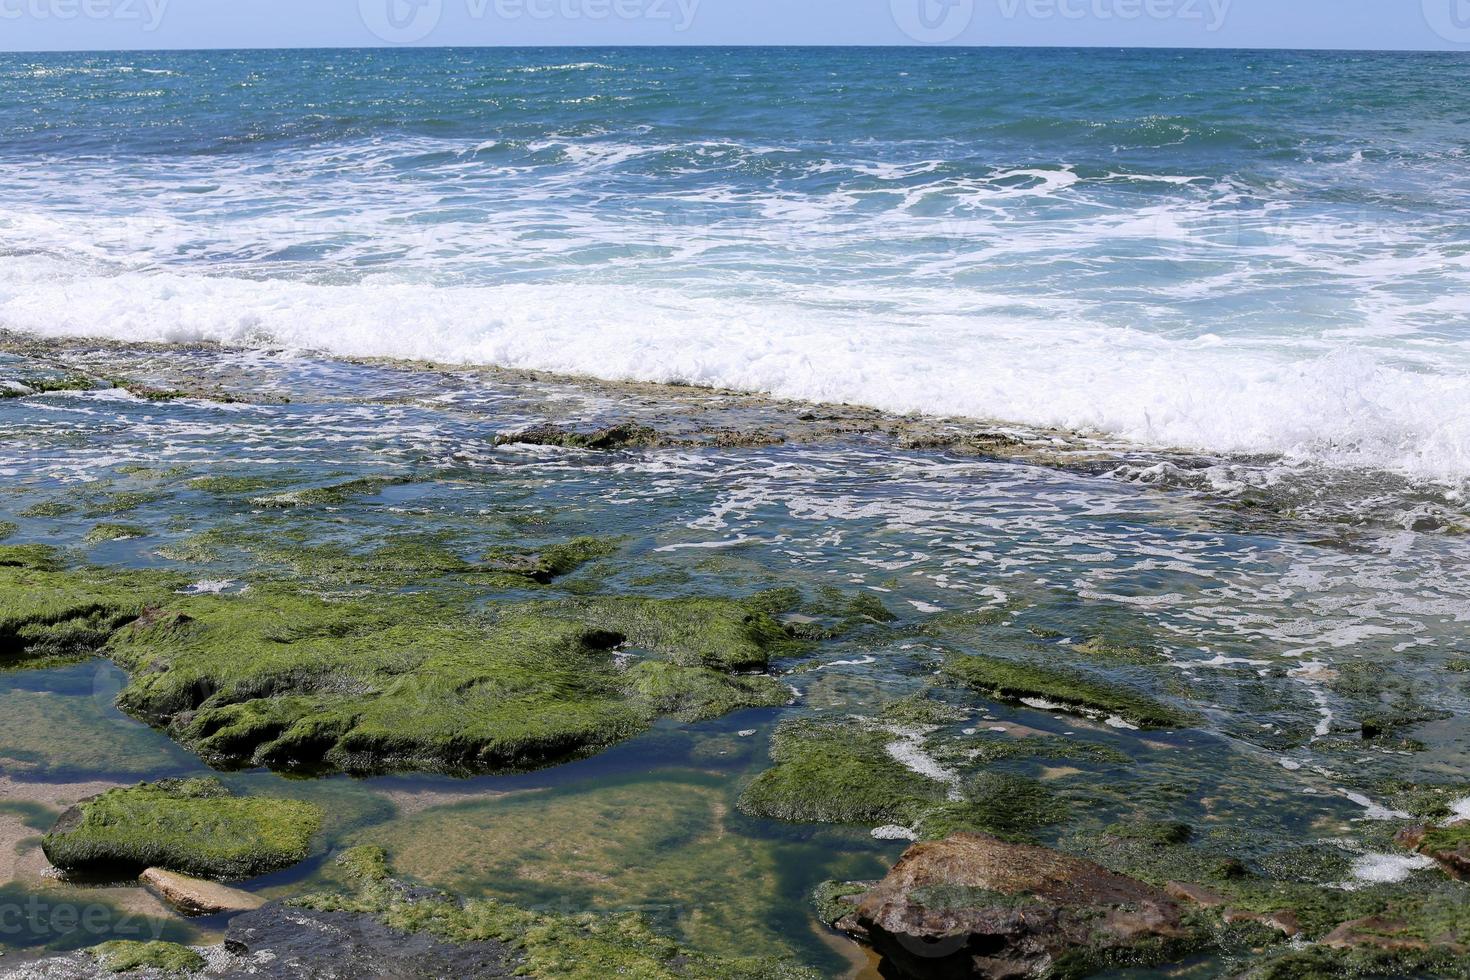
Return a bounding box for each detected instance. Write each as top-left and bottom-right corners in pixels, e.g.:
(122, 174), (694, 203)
(1395, 820), (1470, 880)
(1164, 881), (1226, 908)
(842, 832), (1199, 980)
(1221, 908), (1301, 937)
(140, 867), (266, 917)
(1321, 916), (1428, 953)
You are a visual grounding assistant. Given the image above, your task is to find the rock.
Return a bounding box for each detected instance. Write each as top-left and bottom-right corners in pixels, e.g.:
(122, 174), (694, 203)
(495, 422), (659, 451)
(42, 778), (322, 880)
(1396, 821), (1470, 880)
(219, 902), (520, 978)
(1221, 907), (1301, 937)
(1321, 915), (1429, 953)
(839, 832), (1201, 979)
(1164, 881), (1226, 908)
(140, 868), (267, 917)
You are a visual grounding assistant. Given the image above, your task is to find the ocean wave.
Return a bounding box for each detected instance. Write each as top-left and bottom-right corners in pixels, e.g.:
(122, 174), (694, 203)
(3, 265), (1468, 487)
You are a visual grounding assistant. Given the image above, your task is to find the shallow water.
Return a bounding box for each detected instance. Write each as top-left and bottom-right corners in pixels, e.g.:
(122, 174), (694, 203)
(2, 344), (1468, 974)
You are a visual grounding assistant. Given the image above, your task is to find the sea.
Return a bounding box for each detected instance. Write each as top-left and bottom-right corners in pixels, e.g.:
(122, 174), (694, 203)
(2, 46), (1468, 487)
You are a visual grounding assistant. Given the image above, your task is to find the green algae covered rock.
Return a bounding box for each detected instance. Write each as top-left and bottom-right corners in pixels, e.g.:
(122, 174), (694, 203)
(106, 586), (799, 775)
(91, 940), (205, 974)
(2, 546), (807, 776)
(42, 777), (322, 880)
(481, 535), (621, 584)
(941, 651), (1196, 730)
(297, 846), (820, 980)
(518, 591), (804, 671)
(738, 717), (948, 827)
(0, 545), (176, 670)
(737, 716), (1066, 841)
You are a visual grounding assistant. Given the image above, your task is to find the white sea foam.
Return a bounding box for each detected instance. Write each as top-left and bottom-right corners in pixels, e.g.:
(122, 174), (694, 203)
(2, 126), (1468, 488)
(6, 264), (1468, 484)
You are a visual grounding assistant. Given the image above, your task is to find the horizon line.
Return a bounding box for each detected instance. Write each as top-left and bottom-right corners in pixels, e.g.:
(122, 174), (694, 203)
(1, 42), (1468, 55)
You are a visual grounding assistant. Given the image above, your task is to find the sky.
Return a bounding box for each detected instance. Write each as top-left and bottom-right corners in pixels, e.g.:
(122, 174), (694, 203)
(0, 0), (1467, 52)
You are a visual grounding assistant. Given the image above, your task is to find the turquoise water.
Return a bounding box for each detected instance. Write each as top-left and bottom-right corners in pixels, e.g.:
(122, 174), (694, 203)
(2, 48), (1469, 482)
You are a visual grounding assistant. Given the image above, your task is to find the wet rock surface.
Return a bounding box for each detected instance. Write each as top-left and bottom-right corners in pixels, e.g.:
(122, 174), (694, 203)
(139, 869), (265, 918)
(216, 903), (520, 979)
(831, 833), (1202, 979)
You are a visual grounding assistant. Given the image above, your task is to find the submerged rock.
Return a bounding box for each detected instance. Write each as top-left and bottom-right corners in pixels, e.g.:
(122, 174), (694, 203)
(140, 868), (267, 917)
(831, 833), (1203, 980)
(42, 778), (322, 880)
(495, 421), (660, 451)
(939, 652), (1196, 730)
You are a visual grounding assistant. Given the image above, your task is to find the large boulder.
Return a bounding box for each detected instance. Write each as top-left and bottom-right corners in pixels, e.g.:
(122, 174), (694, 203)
(834, 832), (1202, 979)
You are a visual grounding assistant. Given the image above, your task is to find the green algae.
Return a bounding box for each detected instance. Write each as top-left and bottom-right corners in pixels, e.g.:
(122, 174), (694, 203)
(496, 421), (660, 451)
(1, 376), (95, 398)
(736, 716), (1065, 841)
(344, 774), (860, 964)
(878, 691), (969, 727)
(1066, 821), (1470, 958)
(92, 940), (205, 974)
(249, 475), (411, 509)
(42, 777), (322, 880)
(186, 475), (281, 495)
(0, 546), (811, 776)
(0, 548), (176, 670)
(1419, 823), (1470, 854)
(917, 773), (1068, 841)
(0, 520), (16, 540)
(311, 839), (821, 980)
(481, 535), (621, 584)
(931, 733), (1133, 767)
(622, 661), (789, 721)
(101, 583), (801, 775)
(84, 523), (149, 544)
(940, 651), (1196, 729)
(515, 591), (805, 671)
(82, 492), (165, 519)
(811, 880), (867, 928)
(738, 717), (947, 827)
(20, 500), (76, 518)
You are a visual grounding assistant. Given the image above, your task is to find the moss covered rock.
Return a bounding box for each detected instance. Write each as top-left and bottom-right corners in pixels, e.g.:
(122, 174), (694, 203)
(941, 651), (1196, 729)
(737, 716), (1067, 841)
(91, 940), (205, 974)
(42, 777), (322, 880)
(105, 586), (798, 775)
(738, 717), (949, 828)
(0, 546), (175, 669)
(481, 535), (621, 584)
